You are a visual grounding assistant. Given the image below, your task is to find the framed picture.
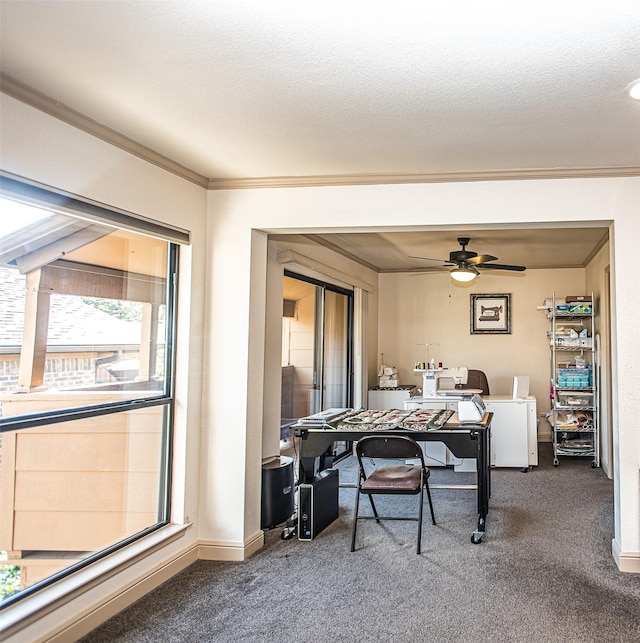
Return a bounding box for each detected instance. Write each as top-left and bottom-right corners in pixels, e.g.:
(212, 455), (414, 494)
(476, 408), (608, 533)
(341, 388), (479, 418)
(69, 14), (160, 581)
(471, 293), (511, 334)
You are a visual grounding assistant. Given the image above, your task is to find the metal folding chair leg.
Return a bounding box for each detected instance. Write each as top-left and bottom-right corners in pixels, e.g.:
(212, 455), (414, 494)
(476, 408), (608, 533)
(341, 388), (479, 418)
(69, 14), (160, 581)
(351, 481), (361, 552)
(425, 480), (436, 525)
(417, 484), (424, 554)
(367, 495), (380, 522)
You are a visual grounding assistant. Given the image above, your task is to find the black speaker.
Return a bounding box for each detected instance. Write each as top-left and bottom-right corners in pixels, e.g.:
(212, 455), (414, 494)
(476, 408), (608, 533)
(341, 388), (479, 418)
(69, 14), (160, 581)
(298, 468), (339, 540)
(261, 456), (294, 529)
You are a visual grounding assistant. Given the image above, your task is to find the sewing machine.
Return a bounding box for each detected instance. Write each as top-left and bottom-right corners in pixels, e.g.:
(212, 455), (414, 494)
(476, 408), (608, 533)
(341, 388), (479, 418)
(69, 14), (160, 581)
(422, 366), (469, 396)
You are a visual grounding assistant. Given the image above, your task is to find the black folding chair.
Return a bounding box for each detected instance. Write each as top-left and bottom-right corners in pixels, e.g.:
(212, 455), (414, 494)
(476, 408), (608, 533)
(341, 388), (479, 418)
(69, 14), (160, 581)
(351, 435), (436, 554)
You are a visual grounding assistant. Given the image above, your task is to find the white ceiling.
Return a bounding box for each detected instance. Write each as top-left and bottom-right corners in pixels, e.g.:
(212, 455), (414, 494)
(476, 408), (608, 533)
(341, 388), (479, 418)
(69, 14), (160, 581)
(2, 1), (639, 183)
(0, 1), (635, 271)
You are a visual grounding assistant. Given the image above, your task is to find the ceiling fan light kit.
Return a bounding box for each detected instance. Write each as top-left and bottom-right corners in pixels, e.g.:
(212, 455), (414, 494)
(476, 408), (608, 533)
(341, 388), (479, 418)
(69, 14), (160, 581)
(625, 79), (640, 100)
(450, 266), (478, 282)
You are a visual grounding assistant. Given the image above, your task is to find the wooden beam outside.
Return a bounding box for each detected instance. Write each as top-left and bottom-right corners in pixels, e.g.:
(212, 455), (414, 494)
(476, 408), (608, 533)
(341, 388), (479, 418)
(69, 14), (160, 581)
(40, 260), (166, 305)
(136, 304), (158, 382)
(17, 268), (50, 392)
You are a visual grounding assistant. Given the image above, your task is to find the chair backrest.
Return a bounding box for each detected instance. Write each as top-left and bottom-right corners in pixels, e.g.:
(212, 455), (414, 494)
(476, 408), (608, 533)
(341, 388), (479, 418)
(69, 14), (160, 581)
(356, 435), (423, 461)
(465, 369), (490, 395)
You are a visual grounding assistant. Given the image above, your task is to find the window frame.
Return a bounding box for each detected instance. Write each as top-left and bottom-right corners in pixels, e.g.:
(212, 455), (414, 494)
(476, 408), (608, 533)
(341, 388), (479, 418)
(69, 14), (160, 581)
(0, 173), (184, 608)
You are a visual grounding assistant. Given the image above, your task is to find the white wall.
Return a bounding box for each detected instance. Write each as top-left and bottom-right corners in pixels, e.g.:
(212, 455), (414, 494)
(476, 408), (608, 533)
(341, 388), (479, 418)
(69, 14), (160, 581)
(609, 213), (640, 569)
(585, 238), (613, 477)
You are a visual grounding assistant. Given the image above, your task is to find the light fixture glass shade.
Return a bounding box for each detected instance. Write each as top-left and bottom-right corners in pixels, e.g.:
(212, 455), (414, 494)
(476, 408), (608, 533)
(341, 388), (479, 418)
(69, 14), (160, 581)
(450, 267), (477, 282)
(626, 79), (640, 100)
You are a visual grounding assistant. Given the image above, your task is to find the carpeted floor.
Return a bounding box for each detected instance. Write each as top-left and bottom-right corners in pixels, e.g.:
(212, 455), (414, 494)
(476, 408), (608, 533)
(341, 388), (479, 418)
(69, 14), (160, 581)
(81, 444), (640, 642)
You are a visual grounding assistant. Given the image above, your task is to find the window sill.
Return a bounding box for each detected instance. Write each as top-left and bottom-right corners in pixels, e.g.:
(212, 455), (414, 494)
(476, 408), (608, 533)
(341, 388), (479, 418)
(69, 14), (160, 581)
(1, 523), (191, 638)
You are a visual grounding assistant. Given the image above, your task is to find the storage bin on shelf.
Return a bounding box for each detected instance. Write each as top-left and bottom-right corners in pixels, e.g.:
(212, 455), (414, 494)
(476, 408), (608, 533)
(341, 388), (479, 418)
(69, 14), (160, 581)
(556, 367), (592, 388)
(557, 391), (594, 407)
(555, 302), (593, 314)
(555, 439), (595, 456)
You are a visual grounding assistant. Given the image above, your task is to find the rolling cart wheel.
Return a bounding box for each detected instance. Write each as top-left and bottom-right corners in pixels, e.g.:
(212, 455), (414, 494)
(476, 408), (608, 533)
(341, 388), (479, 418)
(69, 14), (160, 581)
(553, 459), (559, 466)
(471, 533), (483, 544)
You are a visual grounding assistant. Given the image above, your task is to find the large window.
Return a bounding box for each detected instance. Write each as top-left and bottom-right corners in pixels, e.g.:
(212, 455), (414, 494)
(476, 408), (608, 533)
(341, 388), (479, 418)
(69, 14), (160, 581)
(0, 175), (187, 606)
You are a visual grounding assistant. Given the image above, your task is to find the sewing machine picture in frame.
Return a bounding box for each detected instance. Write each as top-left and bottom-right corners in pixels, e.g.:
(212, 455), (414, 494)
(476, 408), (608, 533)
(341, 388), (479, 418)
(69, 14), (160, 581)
(471, 294), (511, 334)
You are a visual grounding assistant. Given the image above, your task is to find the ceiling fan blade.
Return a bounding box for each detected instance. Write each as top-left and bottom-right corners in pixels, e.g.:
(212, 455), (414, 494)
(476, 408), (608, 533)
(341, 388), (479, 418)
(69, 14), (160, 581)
(477, 263), (526, 272)
(468, 254), (498, 265)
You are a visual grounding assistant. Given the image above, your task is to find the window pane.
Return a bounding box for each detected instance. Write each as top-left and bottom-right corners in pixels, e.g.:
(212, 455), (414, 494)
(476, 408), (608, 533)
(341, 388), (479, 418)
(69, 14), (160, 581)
(323, 290), (350, 409)
(0, 405), (168, 600)
(281, 277), (319, 420)
(0, 198), (171, 420)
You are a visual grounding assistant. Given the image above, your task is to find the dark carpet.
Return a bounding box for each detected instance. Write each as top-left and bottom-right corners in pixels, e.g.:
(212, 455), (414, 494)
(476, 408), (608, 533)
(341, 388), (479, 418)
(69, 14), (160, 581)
(81, 444), (640, 642)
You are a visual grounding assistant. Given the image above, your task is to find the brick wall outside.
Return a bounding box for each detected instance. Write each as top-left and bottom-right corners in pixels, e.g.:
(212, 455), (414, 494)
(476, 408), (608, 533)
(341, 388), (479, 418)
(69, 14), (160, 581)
(0, 352), (141, 394)
(0, 356), (95, 394)
(0, 357), (20, 394)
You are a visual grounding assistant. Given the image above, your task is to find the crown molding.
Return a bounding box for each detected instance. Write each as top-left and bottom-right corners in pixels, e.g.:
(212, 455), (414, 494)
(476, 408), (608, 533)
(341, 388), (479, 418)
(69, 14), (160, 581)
(208, 165), (640, 190)
(3, 75), (639, 192)
(1, 75), (209, 188)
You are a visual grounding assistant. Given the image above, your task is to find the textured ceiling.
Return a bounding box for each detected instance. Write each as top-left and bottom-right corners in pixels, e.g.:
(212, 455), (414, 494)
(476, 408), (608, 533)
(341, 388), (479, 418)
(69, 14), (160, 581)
(1, 0), (639, 184)
(0, 1), (629, 272)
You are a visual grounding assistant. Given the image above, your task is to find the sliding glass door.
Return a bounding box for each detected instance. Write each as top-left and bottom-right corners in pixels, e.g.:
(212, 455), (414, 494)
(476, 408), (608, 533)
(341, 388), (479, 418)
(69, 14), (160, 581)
(281, 272), (353, 431)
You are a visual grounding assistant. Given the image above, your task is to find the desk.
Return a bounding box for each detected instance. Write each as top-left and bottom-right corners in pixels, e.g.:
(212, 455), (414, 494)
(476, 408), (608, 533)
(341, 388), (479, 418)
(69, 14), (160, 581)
(294, 410), (492, 544)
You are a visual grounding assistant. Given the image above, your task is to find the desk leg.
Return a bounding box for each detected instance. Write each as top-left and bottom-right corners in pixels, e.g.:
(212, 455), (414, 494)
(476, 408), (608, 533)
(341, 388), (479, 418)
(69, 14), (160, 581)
(471, 428), (490, 544)
(299, 457), (316, 484)
(298, 450), (334, 484)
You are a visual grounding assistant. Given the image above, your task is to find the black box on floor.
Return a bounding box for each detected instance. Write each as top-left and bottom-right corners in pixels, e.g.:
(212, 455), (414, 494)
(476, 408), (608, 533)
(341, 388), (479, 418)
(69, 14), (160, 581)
(261, 456), (295, 529)
(298, 468), (339, 541)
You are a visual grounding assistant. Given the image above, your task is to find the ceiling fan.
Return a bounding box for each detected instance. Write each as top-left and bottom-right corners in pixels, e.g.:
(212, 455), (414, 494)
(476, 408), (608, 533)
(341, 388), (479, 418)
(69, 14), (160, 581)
(409, 237), (526, 282)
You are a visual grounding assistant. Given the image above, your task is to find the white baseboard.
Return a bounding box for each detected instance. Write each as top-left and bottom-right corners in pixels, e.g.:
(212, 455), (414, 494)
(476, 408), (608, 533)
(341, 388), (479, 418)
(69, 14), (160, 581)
(611, 538), (640, 573)
(199, 530), (265, 562)
(48, 545), (199, 643)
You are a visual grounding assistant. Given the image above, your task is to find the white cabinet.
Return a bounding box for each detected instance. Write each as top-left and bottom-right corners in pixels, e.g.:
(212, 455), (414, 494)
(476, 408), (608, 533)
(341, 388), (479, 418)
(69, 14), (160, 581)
(485, 397), (538, 468)
(526, 400), (538, 467)
(367, 386), (416, 410)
